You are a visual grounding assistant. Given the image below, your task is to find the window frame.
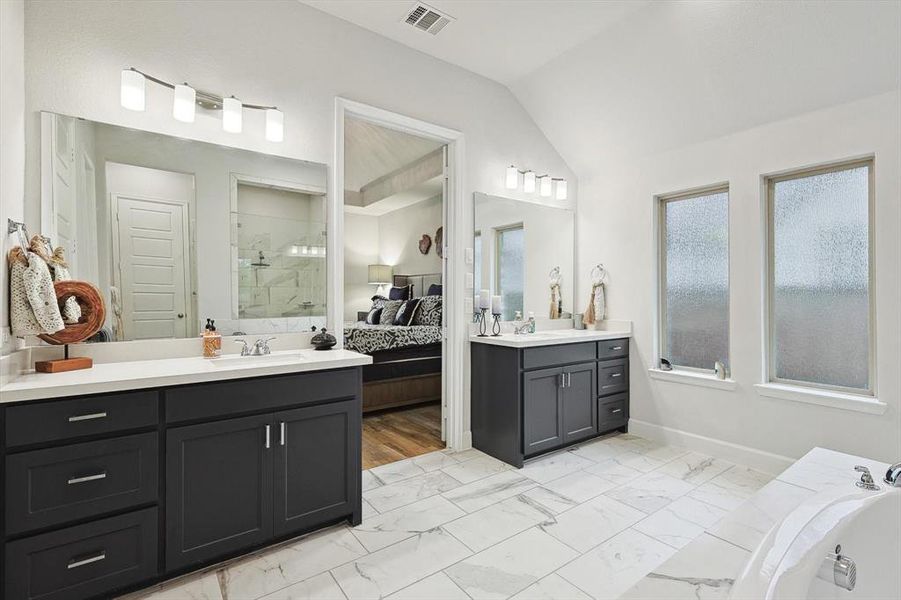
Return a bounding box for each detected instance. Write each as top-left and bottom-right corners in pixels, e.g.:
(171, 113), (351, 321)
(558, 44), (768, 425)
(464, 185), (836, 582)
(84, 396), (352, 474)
(764, 157), (876, 396)
(656, 183), (731, 375)
(494, 223), (524, 320)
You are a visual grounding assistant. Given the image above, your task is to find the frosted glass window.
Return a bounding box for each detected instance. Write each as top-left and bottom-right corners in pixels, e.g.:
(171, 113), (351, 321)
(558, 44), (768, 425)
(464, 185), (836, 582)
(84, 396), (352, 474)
(496, 225), (524, 321)
(660, 189), (729, 371)
(769, 163), (871, 391)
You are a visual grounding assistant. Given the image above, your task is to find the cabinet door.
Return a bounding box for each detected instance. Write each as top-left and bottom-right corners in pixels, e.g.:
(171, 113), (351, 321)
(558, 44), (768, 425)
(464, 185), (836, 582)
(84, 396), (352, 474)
(273, 399), (360, 537)
(166, 413), (273, 571)
(562, 363), (598, 443)
(523, 367), (564, 456)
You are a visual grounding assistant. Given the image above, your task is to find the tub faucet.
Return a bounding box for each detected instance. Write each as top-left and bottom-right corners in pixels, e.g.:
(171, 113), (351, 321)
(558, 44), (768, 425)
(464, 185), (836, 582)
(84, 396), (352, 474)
(854, 465), (880, 491)
(885, 462), (901, 487)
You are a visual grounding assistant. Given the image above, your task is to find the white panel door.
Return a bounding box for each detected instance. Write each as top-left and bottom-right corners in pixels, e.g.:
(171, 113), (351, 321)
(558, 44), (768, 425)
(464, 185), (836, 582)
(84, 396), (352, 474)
(115, 197), (189, 340)
(51, 114), (77, 270)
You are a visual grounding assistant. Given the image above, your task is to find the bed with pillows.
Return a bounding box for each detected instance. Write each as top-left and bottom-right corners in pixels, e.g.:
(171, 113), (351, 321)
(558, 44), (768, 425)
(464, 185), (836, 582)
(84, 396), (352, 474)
(345, 274), (443, 412)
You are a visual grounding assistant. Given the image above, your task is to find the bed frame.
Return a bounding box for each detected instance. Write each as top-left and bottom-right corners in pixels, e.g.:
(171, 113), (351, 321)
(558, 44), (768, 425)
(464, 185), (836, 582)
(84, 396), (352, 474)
(361, 273), (443, 413)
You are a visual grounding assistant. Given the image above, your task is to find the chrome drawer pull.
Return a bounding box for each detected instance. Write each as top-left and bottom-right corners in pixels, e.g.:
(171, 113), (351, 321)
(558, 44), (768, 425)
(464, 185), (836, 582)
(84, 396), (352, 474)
(265, 424), (271, 449)
(611, 408), (623, 413)
(67, 551), (106, 569)
(67, 472), (107, 485)
(611, 346), (623, 351)
(68, 412), (107, 422)
(280, 421), (286, 446)
(611, 373), (622, 378)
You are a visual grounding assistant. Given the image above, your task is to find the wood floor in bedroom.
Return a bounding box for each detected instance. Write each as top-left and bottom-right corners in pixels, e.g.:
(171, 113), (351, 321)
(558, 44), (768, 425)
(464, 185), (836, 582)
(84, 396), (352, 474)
(362, 402), (444, 469)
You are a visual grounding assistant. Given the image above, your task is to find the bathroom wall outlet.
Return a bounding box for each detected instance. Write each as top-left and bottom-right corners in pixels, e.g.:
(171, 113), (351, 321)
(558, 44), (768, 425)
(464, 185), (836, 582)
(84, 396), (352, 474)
(465, 272), (473, 289)
(465, 247), (474, 265)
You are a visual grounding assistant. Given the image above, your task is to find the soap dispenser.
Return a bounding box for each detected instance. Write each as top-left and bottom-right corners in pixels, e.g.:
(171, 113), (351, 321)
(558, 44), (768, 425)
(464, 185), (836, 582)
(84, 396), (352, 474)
(202, 319), (222, 358)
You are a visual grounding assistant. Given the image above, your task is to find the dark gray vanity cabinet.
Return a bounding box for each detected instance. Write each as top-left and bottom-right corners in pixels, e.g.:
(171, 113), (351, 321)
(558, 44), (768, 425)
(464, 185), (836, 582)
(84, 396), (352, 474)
(472, 338), (629, 468)
(165, 413), (275, 571)
(2, 366), (363, 600)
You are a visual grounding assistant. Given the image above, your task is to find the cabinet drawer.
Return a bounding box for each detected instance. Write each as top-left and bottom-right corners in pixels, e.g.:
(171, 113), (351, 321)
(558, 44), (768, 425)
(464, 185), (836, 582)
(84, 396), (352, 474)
(5, 433), (158, 535)
(5, 391), (158, 448)
(523, 342), (595, 370)
(599, 393), (629, 427)
(166, 369), (359, 423)
(598, 358), (629, 396)
(597, 338), (629, 360)
(4, 508), (158, 600)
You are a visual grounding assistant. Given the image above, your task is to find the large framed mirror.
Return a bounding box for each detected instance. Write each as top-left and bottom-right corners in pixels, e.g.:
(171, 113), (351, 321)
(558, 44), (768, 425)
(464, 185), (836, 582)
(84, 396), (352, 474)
(473, 192), (574, 321)
(39, 111), (327, 342)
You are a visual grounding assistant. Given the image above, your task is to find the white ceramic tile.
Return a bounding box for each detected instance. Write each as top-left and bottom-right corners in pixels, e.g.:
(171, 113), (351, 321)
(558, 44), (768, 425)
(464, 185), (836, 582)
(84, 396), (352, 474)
(518, 471), (617, 515)
(539, 494), (645, 553)
(621, 438), (690, 464)
(364, 470), (463, 513)
(567, 437), (632, 463)
(352, 495), (466, 553)
(445, 528), (579, 600)
(360, 498), (378, 520)
(369, 457), (427, 485)
(657, 452), (733, 485)
(776, 447), (889, 492)
(634, 496), (729, 549)
(386, 572), (470, 600)
(556, 528), (676, 600)
(443, 448), (486, 463)
(688, 466), (772, 511)
(605, 472), (695, 514)
(361, 470), (383, 492)
(442, 454), (512, 484)
(442, 470), (538, 513)
(331, 528), (471, 600)
(411, 450), (461, 472)
(710, 479), (815, 551)
(583, 458), (644, 486)
(257, 572), (347, 600)
(443, 494), (556, 552)
(139, 572), (222, 600)
(219, 527), (366, 600)
(509, 573), (591, 600)
(519, 450), (596, 484)
(619, 533), (749, 599)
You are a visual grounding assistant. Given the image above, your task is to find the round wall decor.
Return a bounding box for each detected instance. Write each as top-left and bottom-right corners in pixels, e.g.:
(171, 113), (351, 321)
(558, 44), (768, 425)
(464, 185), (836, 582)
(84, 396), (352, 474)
(418, 234), (432, 255)
(435, 226), (444, 258)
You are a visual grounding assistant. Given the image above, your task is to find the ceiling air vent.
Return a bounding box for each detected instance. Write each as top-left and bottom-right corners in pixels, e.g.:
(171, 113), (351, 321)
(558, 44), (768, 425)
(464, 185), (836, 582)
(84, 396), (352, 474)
(403, 3), (454, 35)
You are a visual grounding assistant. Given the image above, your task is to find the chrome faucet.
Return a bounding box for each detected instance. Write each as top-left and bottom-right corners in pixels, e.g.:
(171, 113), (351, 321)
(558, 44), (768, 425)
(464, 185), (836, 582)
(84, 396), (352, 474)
(233, 337), (276, 356)
(884, 462), (901, 487)
(854, 465), (880, 491)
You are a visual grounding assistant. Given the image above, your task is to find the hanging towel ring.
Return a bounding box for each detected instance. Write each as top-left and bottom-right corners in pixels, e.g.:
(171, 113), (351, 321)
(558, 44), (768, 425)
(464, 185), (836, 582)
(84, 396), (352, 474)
(549, 266), (561, 284)
(590, 263), (609, 286)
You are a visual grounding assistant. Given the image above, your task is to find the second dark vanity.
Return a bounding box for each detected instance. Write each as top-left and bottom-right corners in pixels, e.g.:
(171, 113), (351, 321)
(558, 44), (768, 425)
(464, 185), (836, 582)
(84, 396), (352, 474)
(471, 336), (630, 467)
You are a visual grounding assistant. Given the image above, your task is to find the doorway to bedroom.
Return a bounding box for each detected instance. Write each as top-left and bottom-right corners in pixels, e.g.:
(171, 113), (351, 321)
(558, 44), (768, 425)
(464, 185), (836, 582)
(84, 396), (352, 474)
(341, 114), (447, 469)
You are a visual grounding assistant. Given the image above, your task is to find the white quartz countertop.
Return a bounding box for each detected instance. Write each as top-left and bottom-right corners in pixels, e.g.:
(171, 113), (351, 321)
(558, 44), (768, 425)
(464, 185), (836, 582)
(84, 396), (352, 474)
(0, 349), (372, 404)
(469, 328), (631, 348)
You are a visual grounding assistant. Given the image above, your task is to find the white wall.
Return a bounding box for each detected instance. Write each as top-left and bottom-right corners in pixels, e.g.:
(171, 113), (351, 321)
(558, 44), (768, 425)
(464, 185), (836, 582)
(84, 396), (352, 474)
(1, 0), (25, 356)
(378, 194), (443, 279)
(584, 94), (901, 464)
(343, 212), (380, 321)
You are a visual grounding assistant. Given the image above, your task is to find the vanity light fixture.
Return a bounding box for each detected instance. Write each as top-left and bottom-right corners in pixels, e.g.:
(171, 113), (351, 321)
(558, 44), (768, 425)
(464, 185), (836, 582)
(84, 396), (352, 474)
(222, 96), (243, 133)
(554, 178), (568, 200)
(523, 170), (536, 193)
(505, 165), (519, 189)
(505, 164), (568, 200)
(119, 67), (284, 141)
(539, 175), (552, 197)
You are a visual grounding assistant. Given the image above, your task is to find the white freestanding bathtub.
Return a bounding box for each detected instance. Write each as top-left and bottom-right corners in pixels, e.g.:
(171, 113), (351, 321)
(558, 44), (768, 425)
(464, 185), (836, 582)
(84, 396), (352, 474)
(730, 482), (900, 599)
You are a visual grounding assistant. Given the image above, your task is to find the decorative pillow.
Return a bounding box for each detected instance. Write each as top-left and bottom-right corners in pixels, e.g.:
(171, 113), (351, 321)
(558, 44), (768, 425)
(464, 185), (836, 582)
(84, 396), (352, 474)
(379, 300), (403, 325)
(427, 284), (442, 296)
(365, 307), (383, 325)
(413, 295), (442, 326)
(393, 298), (423, 326)
(388, 285), (412, 301)
(370, 295), (388, 309)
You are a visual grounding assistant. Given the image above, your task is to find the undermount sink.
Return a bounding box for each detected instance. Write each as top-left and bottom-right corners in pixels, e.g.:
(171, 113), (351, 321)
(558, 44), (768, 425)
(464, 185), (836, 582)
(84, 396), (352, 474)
(209, 351), (303, 366)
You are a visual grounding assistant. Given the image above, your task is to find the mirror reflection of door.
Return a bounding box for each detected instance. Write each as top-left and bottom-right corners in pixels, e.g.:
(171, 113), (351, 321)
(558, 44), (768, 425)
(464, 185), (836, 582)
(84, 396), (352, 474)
(107, 163), (195, 341)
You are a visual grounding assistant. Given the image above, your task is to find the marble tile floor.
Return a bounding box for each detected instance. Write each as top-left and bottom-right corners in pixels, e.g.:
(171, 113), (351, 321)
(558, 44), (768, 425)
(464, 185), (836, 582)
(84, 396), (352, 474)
(123, 432), (810, 600)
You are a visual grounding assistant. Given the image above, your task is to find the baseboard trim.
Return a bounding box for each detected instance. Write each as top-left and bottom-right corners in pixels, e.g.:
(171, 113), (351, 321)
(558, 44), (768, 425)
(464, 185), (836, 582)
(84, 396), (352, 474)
(460, 429), (473, 451)
(629, 419), (794, 476)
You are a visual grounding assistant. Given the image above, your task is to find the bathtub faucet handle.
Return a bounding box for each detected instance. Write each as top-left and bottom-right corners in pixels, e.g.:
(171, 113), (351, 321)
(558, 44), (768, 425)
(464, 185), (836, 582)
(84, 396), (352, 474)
(854, 465), (880, 491)
(884, 462), (901, 487)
